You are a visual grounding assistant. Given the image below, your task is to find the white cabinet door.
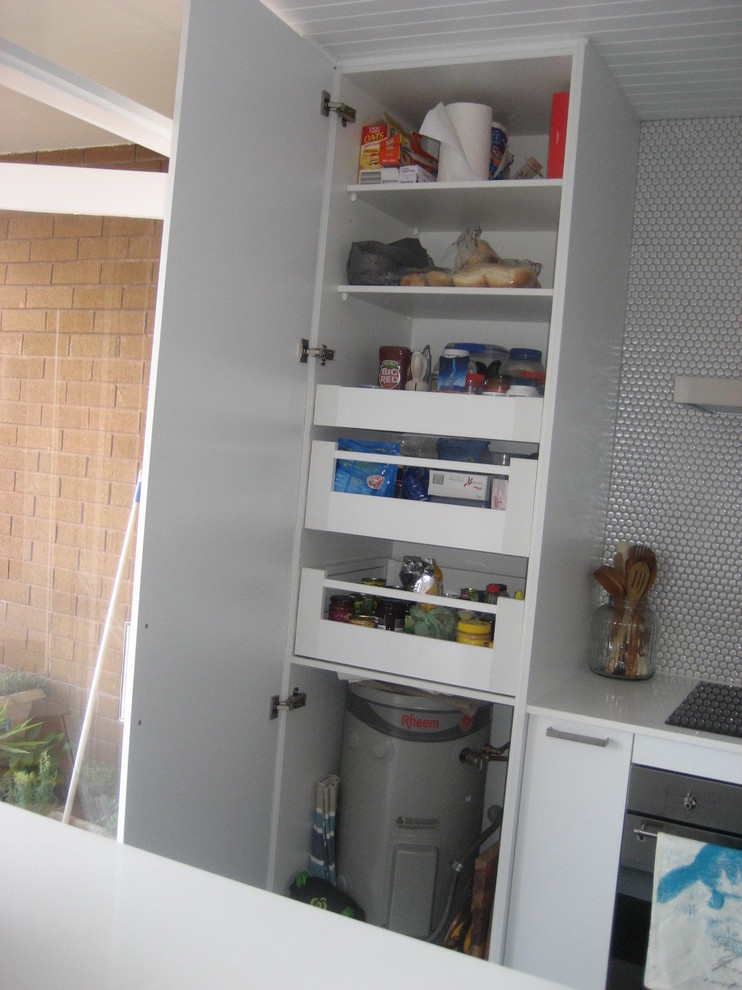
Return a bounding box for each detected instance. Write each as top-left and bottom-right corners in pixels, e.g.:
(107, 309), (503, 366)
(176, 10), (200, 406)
(504, 713), (632, 990)
(121, 0), (333, 887)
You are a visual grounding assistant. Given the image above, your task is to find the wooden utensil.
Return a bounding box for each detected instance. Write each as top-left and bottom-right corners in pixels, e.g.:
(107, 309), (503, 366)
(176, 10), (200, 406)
(593, 564), (626, 600)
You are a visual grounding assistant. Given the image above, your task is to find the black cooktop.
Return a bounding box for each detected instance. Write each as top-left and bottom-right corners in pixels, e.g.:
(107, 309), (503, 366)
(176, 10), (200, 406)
(666, 680), (742, 738)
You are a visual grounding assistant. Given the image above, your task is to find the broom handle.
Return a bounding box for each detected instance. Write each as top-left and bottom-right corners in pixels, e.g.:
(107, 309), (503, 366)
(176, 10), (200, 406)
(62, 474), (141, 825)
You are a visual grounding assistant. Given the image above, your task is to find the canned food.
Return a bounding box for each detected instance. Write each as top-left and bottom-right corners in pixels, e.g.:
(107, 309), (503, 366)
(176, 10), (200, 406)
(460, 587), (485, 602)
(457, 618), (493, 647)
(348, 615), (375, 628)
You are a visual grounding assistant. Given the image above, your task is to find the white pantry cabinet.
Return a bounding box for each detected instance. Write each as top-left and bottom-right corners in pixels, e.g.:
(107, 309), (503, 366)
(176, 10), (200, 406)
(121, 0), (640, 976)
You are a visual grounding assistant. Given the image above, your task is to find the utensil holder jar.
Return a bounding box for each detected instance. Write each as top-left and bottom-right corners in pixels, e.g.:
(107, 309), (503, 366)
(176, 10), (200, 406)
(588, 598), (657, 680)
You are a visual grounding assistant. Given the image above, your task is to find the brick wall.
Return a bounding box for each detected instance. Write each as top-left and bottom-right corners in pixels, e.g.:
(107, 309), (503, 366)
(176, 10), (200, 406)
(0, 145), (166, 766)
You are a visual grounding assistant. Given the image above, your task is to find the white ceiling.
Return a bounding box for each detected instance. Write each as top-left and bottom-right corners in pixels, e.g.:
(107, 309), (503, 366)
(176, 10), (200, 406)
(0, 0), (740, 155)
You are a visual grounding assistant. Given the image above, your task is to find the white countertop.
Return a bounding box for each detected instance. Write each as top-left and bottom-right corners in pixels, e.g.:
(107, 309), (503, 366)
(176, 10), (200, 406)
(0, 802), (570, 990)
(528, 671), (742, 783)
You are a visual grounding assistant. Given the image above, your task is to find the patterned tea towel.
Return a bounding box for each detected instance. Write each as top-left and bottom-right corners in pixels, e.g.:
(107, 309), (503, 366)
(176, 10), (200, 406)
(646, 832), (742, 989)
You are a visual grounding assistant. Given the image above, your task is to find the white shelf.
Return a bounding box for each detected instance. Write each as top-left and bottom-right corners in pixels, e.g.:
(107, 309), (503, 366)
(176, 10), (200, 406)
(305, 440), (537, 555)
(338, 285), (553, 321)
(347, 179), (563, 231)
(674, 374), (742, 414)
(294, 564), (524, 697)
(313, 385), (544, 443)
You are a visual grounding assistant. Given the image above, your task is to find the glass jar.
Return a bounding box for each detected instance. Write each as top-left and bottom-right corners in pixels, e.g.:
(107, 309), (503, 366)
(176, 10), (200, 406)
(588, 598), (657, 679)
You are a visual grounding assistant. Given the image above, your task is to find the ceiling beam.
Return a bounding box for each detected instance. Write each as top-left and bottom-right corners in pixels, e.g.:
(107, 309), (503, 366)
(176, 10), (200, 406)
(0, 162), (168, 219)
(0, 39), (173, 157)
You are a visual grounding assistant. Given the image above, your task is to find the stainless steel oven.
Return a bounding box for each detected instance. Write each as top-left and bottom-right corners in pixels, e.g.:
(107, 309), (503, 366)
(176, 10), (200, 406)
(607, 763), (742, 989)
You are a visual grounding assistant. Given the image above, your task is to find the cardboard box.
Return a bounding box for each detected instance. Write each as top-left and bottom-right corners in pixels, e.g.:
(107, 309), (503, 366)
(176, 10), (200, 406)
(399, 165), (435, 183)
(357, 167), (400, 184)
(427, 470), (491, 502)
(358, 115), (438, 183)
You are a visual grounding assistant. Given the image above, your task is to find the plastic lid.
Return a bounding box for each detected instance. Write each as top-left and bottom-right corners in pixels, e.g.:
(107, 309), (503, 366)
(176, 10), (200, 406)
(458, 618), (491, 634)
(448, 343), (508, 355)
(508, 348), (542, 361)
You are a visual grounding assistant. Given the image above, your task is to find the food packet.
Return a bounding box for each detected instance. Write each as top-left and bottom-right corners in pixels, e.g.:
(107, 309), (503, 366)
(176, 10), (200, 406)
(408, 604), (457, 639)
(346, 238), (434, 286)
(399, 556), (443, 610)
(333, 439), (399, 497)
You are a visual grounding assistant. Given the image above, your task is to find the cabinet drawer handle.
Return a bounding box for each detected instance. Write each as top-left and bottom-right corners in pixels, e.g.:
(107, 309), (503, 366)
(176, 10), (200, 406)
(545, 726), (610, 747)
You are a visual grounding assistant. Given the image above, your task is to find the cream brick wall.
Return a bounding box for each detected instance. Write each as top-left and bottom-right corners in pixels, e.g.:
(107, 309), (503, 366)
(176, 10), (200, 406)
(0, 145), (166, 766)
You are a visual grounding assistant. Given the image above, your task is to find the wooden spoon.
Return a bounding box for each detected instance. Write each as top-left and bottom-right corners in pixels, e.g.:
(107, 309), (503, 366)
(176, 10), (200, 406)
(625, 560), (650, 603)
(593, 564), (626, 600)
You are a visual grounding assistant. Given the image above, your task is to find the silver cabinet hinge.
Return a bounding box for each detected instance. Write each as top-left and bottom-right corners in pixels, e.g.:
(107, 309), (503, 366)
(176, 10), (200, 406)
(321, 90), (356, 127)
(270, 688), (307, 720)
(299, 337), (335, 366)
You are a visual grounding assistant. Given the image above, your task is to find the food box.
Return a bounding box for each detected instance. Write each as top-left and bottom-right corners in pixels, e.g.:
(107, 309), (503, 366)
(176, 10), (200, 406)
(358, 115), (438, 183)
(399, 165), (435, 183)
(358, 166), (400, 185)
(427, 469), (491, 502)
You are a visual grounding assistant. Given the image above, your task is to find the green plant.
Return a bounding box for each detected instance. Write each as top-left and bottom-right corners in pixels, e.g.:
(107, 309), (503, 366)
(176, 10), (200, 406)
(0, 702), (54, 770)
(2, 748), (59, 813)
(0, 671), (48, 696)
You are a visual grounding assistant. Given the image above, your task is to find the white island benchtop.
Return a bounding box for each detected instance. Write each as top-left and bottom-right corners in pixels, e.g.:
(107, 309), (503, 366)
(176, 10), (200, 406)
(0, 801), (570, 990)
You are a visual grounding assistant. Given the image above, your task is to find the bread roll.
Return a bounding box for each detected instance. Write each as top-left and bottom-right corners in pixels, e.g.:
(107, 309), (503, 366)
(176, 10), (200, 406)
(452, 264), (489, 287)
(425, 267), (454, 286)
(482, 261), (540, 288)
(400, 271), (427, 286)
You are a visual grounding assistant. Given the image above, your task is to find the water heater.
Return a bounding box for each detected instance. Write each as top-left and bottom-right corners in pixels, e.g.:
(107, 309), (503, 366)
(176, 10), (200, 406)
(336, 682), (492, 938)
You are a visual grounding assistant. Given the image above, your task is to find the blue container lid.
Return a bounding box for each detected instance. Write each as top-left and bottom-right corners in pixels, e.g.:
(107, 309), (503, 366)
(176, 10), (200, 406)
(508, 348), (542, 362)
(447, 342), (508, 356)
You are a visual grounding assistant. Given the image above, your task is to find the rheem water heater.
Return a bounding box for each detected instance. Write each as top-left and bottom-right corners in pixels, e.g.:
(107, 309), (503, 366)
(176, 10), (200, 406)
(336, 682), (492, 939)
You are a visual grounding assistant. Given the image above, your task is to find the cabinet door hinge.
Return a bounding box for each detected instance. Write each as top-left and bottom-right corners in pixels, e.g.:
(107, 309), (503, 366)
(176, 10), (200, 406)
(299, 337), (335, 366)
(321, 90), (356, 127)
(270, 688), (307, 720)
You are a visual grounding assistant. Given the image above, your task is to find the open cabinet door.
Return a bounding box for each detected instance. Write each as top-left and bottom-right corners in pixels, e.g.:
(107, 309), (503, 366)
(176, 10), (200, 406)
(120, 0), (334, 888)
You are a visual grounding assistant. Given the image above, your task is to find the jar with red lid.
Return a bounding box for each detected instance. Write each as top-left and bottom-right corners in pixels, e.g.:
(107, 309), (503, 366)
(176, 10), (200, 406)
(464, 373), (485, 394)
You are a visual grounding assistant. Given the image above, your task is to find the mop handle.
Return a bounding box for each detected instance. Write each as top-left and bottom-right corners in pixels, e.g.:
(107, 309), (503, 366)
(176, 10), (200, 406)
(62, 473), (141, 825)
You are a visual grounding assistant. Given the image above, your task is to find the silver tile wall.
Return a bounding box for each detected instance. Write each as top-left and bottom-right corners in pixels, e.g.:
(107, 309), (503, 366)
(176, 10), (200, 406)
(604, 117), (742, 683)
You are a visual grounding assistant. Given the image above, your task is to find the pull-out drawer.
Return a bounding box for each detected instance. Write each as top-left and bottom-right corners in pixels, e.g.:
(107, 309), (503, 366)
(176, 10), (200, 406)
(294, 561), (524, 697)
(305, 440), (538, 556)
(314, 385), (544, 444)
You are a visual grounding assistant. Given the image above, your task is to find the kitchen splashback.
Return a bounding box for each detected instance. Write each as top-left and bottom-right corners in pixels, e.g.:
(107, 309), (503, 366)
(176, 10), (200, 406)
(604, 116), (742, 684)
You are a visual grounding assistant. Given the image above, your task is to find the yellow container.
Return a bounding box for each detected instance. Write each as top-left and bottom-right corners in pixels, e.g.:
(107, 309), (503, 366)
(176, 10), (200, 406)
(456, 618), (492, 648)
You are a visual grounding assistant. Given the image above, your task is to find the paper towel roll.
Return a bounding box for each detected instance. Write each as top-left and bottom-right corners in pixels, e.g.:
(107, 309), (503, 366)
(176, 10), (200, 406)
(442, 103), (493, 181)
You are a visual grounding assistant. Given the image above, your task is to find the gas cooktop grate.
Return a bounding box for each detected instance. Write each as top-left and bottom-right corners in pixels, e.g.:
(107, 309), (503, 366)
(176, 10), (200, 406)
(666, 681), (742, 738)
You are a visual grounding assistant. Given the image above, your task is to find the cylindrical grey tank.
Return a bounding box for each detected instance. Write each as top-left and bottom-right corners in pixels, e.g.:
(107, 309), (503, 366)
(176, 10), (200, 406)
(336, 682), (491, 938)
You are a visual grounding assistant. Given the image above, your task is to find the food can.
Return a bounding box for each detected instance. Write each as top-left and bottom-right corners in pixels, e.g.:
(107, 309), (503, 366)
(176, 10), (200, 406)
(457, 618), (493, 647)
(378, 346), (411, 390)
(460, 587), (485, 602)
(489, 122), (509, 179)
(348, 614), (375, 628)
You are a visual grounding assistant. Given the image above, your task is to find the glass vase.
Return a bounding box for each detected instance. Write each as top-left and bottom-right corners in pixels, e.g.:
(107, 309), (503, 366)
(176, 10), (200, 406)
(588, 598), (657, 680)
